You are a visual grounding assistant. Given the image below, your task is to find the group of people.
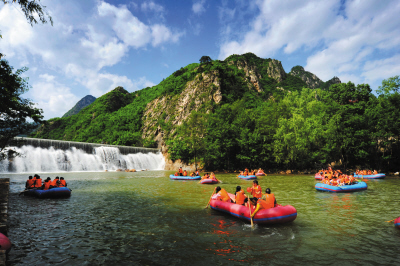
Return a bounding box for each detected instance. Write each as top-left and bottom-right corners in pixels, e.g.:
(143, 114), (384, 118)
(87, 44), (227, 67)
(201, 172), (218, 180)
(173, 167), (200, 177)
(355, 169), (378, 175)
(25, 174), (67, 191)
(213, 180), (277, 218)
(238, 168), (265, 176)
(318, 169), (357, 186)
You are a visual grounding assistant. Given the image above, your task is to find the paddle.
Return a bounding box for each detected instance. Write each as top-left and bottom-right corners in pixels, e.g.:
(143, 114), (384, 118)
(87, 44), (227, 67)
(385, 219), (395, 223)
(204, 187), (216, 209)
(248, 198), (254, 227)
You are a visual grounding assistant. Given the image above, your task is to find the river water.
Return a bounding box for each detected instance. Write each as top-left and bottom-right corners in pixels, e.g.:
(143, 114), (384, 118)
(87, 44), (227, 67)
(3, 172), (400, 265)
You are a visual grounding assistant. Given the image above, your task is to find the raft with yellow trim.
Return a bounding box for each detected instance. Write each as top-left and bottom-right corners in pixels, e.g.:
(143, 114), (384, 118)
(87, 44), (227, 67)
(210, 193), (297, 225)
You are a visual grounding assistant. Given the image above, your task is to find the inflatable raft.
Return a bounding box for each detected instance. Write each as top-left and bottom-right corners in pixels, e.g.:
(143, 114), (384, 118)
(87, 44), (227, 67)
(255, 173), (266, 176)
(395, 217), (400, 229)
(315, 182), (367, 193)
(0, 233), (11, 254)
(23, 187), (71, 198)
(315, 173), (323, 180)
(200, 178), (219, 184)
(238, 175), (257, 180)
(169, 175), (201, 180)
(210, 195), (297, 225)
(353, 173), (385, 179)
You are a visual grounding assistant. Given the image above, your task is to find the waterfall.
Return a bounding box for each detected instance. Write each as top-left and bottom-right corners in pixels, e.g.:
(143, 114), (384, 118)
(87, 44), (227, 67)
(0, 146), (165, 173)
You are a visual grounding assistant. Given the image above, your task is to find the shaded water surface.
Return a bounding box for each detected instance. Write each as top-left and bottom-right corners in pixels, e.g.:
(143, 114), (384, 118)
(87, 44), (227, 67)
(4, 172), (400, 265)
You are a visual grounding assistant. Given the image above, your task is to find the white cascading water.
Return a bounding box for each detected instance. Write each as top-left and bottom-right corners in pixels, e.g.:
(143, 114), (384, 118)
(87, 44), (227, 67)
(0, 145), (165, 173)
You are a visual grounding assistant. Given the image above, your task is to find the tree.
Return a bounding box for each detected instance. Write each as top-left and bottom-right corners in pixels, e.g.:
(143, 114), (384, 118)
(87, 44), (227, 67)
(2, 0), (53, 26)
(377, 75), (400, 96)
(0, 60), (44, 160)
(199, 56), (212, 64)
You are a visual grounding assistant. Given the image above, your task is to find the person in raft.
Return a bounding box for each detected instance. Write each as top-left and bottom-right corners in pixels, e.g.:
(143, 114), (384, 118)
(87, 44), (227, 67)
(234, 186), (248, 206)
(51, 176), (60, 188)
(213, 186), (231, 202)
(210, 172), (219, 181)
(195, 170), (200, 176)
(59, 177), (67, 187)
(261, 188), (277, 206)
(42, 178), (52, 190)
(183, 170), (188, 176)
(178, 167), (183, 176)
(248, 180), (262, 198)
(250, 195), (275, 218)
(33, 174), (42, 188)
(201, 173), (210, 180)
(190, 171), (196, 177)
(25, 176), (35, 189)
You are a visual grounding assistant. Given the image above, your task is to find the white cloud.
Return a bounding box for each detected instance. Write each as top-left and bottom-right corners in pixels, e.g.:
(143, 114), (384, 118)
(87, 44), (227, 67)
(192, 0), (206, 15)
(0, 0), (184, 118)
(141, 1), (165, 13)
(219, 0), (400, 86)
(30, 76), (80, 119)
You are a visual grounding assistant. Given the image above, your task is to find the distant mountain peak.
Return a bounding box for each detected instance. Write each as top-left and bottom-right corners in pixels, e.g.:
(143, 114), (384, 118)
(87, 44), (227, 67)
(62, 95), (96, 118)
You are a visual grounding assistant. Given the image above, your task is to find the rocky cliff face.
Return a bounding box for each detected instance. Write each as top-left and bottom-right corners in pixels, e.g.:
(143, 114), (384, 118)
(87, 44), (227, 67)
(289, 66), (341, 89)
(289, 66), (323, 89)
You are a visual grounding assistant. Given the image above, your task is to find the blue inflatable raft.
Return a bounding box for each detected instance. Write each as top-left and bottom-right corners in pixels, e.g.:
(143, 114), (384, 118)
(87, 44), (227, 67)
(23, 187), (72, 198)
(169, 175), (201, 180)
(238, 175), (257, 180)
(353, 173), (385, 179)
(315, 182), (367, 193)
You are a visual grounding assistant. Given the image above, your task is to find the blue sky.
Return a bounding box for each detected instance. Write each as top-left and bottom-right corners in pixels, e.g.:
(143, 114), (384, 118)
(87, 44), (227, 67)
(1, 0), (399, 119)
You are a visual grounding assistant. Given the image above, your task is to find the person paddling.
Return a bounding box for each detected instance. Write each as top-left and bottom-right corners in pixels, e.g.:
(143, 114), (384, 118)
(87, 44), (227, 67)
(250, 196), (275, 218)
(213, 186), (231, 202)
(248, 180), (262, 198)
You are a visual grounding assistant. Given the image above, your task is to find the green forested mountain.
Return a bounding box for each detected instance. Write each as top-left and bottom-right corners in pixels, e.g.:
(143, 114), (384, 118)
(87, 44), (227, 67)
(32, 53), (400, 172)
(62, 95), (96, 118)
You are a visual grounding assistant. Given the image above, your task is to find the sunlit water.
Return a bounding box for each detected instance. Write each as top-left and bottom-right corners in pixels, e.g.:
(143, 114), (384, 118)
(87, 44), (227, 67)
(3, 172), (400, 265)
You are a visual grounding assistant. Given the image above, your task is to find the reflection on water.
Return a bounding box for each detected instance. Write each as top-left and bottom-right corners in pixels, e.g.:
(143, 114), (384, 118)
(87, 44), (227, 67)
(4, 172), (400, 265)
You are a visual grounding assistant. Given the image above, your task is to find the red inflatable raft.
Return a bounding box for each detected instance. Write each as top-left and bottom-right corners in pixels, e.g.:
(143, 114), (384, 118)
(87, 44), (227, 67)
(210, 194), (297, 225)
(395, 217), (400, 229)
(255, 172), (266, 176)
(200, 178), (219, 184)
(0, 233), (11, 254)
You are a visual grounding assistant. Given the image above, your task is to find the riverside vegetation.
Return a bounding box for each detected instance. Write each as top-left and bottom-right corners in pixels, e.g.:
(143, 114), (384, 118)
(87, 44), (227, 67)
(32, 53), (400, 172)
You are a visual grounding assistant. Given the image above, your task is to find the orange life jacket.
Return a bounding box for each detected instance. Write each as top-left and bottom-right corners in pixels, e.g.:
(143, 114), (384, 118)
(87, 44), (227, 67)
(183, 171), (187, 176)
(60, 180), (66, 187)
(235, 190), (246, 205)
(43, 181), (51, 190)
(179, 168), (183, 174)
(252, 185), (262, 198)
(218, 189), (230, 202)
(34, 179), (42, 188)
(51, 179), (59, 187)
(259, 196), (275, 209)
(26, 179), (35, 188)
